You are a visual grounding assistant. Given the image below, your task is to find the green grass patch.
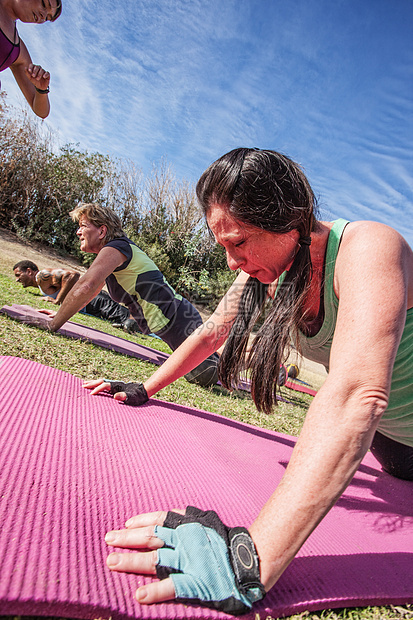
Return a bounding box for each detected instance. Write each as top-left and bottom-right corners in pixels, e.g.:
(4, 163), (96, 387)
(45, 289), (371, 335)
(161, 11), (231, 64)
(0, 272), (310, 435)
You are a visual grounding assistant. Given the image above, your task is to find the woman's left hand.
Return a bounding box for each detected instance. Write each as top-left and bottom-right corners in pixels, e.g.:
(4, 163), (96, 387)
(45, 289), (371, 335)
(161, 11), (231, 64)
(26, 63), (50, 90)
(105, 507), (266, 614)
(105, 510), (175, 605)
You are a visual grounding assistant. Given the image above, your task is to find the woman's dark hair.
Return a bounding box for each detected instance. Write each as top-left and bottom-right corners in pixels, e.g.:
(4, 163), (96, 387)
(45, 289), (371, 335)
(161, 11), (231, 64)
(196, 148), (318, 414)
(51, 0), (62, 21)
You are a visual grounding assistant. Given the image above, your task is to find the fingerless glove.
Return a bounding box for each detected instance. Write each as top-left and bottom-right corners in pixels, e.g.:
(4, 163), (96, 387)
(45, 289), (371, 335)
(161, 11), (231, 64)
(155, 506), (265, 615)
(105, 380), (149, 406)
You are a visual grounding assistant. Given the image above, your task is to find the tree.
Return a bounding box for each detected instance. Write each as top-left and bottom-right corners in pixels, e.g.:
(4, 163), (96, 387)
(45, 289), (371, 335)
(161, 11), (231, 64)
(0, 93), (234, 309)
(0, 94), (113, 255)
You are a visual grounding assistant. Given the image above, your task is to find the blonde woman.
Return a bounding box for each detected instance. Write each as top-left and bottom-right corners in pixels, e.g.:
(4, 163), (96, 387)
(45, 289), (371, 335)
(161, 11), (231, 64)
(48, 203), (219, 387)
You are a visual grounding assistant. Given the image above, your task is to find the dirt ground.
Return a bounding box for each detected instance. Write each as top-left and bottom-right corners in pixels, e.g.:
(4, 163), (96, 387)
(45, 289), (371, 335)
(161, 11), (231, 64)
(0, 226), (327, 388)
(0, 226), (87, 274)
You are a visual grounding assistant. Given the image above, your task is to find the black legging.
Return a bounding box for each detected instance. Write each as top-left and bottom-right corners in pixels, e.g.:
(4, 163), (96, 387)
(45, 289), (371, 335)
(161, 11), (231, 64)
(84, 291), (130, 324)
(370, 431), (413, 481)
(156, 297), (219, 388)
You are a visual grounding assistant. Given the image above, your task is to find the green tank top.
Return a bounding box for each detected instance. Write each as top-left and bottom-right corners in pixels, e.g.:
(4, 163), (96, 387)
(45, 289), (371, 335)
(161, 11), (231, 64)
(296, 219), (413, 447)
(105, 237), (182, 334)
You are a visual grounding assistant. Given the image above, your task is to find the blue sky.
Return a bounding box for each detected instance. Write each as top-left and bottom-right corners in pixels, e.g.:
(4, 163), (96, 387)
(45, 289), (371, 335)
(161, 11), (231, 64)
(4, 0), (413, 246)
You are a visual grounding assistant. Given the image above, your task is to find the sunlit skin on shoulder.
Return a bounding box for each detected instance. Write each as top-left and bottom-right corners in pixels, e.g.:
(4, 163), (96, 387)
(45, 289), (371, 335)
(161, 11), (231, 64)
(206, 203), (300, 284)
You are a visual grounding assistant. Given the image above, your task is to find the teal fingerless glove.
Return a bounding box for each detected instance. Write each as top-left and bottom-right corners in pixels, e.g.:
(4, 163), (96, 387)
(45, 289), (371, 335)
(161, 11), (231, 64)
(155, 506), (265, 615)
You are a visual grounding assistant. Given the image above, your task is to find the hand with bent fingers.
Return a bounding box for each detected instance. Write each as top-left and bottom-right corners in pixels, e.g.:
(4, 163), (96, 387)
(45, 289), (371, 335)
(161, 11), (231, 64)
(42, 296), (59, 304)
(105, 506), (265, 615)
(26, 63), (50, 91)
(83, 378), (127, 402)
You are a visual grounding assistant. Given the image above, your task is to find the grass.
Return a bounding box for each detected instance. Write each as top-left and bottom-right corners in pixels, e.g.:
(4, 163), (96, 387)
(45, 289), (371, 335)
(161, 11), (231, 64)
(0, 272), (311, 436)
(0, 266), (410, 620)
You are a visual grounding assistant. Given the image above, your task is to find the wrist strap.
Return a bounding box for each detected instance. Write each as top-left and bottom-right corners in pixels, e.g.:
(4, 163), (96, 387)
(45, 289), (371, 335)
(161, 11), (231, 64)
(35, 86), (50, 94)
(228, 527), (266, 603)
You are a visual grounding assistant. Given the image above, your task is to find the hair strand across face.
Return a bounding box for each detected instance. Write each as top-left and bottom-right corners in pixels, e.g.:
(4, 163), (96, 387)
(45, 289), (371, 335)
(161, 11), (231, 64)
(197, 148), (318, 413)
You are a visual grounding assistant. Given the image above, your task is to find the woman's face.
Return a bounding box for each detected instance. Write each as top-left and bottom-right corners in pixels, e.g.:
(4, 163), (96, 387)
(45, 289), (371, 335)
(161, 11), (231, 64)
(14, 0), (59, 23)
(76, 217), (106, 254)
(207, 203), (300, 284)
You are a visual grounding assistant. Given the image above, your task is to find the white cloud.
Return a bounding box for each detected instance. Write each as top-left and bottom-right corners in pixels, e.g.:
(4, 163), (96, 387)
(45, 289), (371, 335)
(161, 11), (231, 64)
(3, 0), (413, 248)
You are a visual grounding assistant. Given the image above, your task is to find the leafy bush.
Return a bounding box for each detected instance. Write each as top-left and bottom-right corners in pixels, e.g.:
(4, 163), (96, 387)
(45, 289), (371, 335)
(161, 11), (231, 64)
(0, 93), (233, 310)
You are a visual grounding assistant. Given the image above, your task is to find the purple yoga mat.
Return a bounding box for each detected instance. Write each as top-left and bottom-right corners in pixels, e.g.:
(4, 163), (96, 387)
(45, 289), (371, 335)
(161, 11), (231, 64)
(0, 356), (412, 619)
(0, 304), (169, 365)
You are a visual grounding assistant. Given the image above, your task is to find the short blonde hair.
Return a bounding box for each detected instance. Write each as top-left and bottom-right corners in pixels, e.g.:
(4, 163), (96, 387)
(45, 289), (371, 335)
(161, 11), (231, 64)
(70, 203), (125, 244)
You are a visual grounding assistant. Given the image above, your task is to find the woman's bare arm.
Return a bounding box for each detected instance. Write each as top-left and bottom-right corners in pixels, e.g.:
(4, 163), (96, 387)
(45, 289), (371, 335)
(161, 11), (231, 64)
(11, 40), (51, 118)
(85, 270), (250, 398)
(49, 247), (125, 331)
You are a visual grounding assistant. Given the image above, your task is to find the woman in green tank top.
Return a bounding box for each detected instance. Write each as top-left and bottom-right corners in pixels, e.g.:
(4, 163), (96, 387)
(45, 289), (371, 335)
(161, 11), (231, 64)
(89, 149), (413, 613)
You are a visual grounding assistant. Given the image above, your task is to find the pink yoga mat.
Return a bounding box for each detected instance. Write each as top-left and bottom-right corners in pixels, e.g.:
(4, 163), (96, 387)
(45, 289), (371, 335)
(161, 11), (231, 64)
(0, 356), (412, 619)
(0, 304), (316, 397)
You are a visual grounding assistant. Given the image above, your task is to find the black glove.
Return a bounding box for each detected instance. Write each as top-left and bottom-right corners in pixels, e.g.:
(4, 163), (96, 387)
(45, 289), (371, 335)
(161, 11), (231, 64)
(104, 380), (149, 406)
(154, 506), (266, 615)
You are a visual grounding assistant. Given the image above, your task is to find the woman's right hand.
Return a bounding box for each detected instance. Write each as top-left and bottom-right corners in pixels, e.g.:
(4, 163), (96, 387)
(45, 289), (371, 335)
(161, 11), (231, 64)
(83, 378), (113, 396)
(83, 379), (149, 406)
(26, 63), (50, 91)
